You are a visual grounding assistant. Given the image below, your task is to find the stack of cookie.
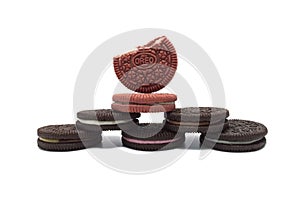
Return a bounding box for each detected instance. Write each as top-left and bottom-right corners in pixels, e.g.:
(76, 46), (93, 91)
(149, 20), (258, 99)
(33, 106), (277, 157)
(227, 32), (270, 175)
(37, 109), (141, 151)
(112, 36), (186, 150)
(164, 107), (268, 152)
(37, 35), (268, 153)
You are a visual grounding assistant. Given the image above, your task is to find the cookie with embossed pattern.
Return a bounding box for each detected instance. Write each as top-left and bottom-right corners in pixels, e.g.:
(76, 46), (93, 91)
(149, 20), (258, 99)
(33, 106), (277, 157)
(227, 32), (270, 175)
(76, 109), (140, 131)
(165, 107), (229, 134)
(121, 123), (185, 151)
(37, 124), (102, 151)
(112, 93), (177, 113)
(200, 119), (268, 152)
(113, 36), (177, 93)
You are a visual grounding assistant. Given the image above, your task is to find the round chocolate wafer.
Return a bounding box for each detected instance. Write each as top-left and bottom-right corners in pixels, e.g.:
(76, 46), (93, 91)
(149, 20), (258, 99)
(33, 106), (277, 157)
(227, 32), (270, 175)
(113, 36), (177, 93)
(200, 119), (268, 152)
(205, 119), (268, 141)
(76, 120), (116, 132)
(165, 119), (229, 134)
(77, 109), (140, 121)
(166, 107), (229, 122)
(121, 123), (185, 151)
(76, 119), (139, 132)
(122, 123), (185, 139)
(76, 109), (140, 131)
(37, 136), (102, 152)
(37, 124), (100, 140)
(122, 136), (185, 151)
(37, 124), (102, 151)
(164, 107), (229, 134)
(200, 136), (266, 152)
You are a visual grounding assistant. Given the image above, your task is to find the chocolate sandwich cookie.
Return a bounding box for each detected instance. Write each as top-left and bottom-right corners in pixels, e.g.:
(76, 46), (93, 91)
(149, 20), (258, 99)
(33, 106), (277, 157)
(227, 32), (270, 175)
(121, 123), (185, 151)
(37, 124), (102, 151)
(200, 119), (268, 152)
(114, 36), (177, 93)
(165, 107), (229, 134)
(76, 109), (140, 131)
(112, 93), (177, 113)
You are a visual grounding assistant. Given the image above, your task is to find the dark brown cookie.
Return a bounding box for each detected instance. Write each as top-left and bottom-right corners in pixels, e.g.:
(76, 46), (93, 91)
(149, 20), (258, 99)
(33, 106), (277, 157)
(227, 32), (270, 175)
(37, 124), (100, 139)
(37, 124), (102, 151)
(112, 93), (177, 113)
(165, 107), (229, 134)
(77, 109), (140, 121)
(122, 136), (185, 151)
(122, 123), (185, 139)
(37, 136), (102, 152)
(76, 120), (117, 132)
(121, 123), (185, 151)
(76, 109), (140, 131)
(166, 107), (229, 122)
(204, 119), (268, 141)
(165, 119), (229, 134)
(113, 36), (177, 93)
(200, 119), (268, 152)
(200, 137), (266, 152)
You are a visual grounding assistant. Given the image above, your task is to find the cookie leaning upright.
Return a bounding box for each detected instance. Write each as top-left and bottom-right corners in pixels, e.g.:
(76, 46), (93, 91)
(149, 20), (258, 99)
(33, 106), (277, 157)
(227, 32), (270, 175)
(165, 107), (229, 133)
(113, 36), (177, 93)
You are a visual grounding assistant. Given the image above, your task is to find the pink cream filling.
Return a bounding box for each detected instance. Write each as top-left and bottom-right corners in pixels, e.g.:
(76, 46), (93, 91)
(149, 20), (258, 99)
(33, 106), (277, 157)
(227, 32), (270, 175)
(122, 136), (180, 144)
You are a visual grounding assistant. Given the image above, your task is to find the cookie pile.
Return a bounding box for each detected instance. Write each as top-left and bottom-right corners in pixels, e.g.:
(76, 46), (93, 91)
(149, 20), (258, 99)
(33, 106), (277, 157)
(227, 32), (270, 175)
(37, 36), (268, 152)
(111, 36), (186, 150)
(165, 108), (268, 152)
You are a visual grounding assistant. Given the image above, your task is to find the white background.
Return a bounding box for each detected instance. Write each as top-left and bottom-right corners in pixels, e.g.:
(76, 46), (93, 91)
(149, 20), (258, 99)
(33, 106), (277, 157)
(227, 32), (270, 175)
(1, 0), (299, 199)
